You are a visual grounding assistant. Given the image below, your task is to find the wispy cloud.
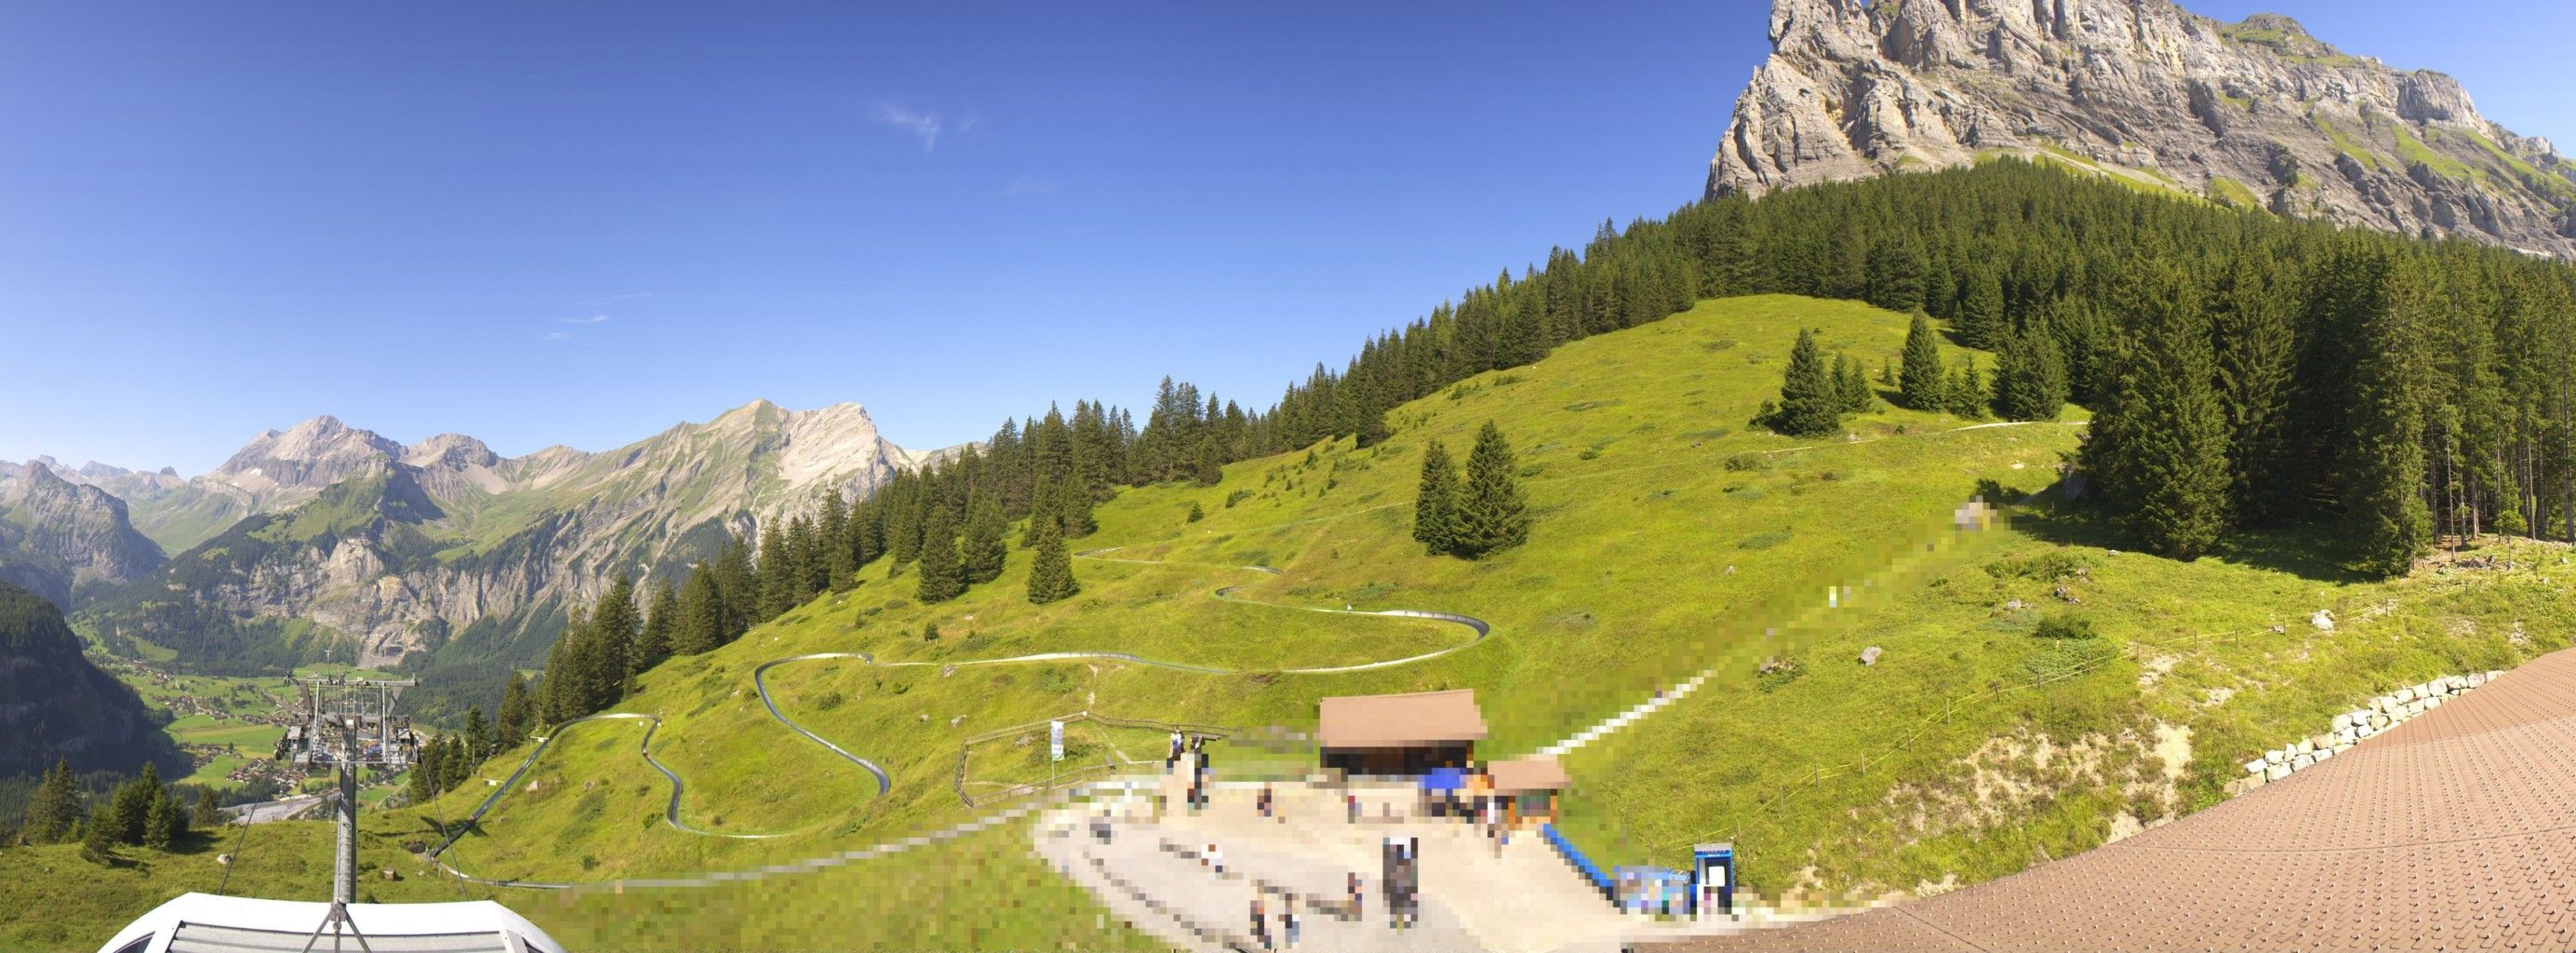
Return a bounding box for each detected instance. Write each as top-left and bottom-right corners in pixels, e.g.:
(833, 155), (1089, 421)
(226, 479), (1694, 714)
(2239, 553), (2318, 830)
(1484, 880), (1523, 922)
(560, 315), (611, 325)
(876, 103), (946, 151)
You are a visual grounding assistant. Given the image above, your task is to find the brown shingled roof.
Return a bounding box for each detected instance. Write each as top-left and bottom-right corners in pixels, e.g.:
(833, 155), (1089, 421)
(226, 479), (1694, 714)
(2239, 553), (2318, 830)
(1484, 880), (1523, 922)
(1317, 689), (1488, 748)
(1488, 756), (1570, 794)
(1656, 646), (2576, 952)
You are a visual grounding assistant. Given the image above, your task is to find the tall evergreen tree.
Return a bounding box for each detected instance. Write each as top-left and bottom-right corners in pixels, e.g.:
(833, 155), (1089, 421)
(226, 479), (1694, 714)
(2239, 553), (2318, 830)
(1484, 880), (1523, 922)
(2344, 256), (2436, 576)
(1944, 356), (1988, 420)
(1833, 353), (1873, 413)
(961, 492), (1008, 584)
(496, 673), (532, 747)
(1025, 517), (1079, 605)
(818, 490), (855, 589)
(1991, 329), (2068, 422)
(1412, 438), (1462, 556)
(915, 503), (965, 603)
(1957, 267), (2008, 350)
(755, 523), (795, 621)
(674, 569), (724, 655)
(21, 758), (80, 843)
(192, 787), (221, 830)
(1453, 422), (1532, 557)
(2089, 267), (2231, 559)
(2211, 252), (2300, 523)
(142, 788), (177, 850)
(592, 575), (640, 700)
(107, 764), (161, 845)
(1864, 236), (1928, 313)
(1766, 329), (1843, 436)
(463, 707), (493, 764)
(635, 580), (678, 675)
(1900, 311), (1949, 410)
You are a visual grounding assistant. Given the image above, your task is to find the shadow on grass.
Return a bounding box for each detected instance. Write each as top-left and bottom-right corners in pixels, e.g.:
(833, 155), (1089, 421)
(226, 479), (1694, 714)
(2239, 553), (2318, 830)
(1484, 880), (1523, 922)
(2007, 490), (2370, 585)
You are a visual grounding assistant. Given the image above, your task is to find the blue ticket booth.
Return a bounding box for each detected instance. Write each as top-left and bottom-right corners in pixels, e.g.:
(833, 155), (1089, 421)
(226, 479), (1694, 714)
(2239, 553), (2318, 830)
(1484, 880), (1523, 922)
(1692, 842), (1735, 918)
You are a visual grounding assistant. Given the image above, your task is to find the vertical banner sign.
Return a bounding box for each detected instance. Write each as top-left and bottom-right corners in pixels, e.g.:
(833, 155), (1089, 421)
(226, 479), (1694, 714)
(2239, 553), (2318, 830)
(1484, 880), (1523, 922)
(1049, 719), (1065, 762)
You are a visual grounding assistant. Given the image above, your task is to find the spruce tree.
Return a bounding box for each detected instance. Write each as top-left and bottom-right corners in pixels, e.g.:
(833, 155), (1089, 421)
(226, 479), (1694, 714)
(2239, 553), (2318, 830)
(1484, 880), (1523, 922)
(108, 764), (161, 844)
(497, 674), (531, 747)
(962, 493), (1008, 584)
(80, 807), (115, 865)
(1992, 329), (2068, 422)
(142, 791), (176, 850)
(1944, 356), (1988, 420)
(2344, 256), (2436, 576)
(819, 490), (856, 589)
(1412, 438), (1461, 556)
(1865, 236), (1928, 313)
(193, 787), (221, 829)
(1025, 517), (1079, 605)
(635, 580), (678, 675)
(675, 570), (724, 655)
(755, 523), (795, 621)
(592, 575), (640, 699)
(1900, 311), (1948, 410)
(463, 707), (491, 763)
(2096, 267), (2231, 560)
(1453, 422), (1532, 557)
(1833, 354), (1873, 413)
(1957, 267), (2008, 350)
(1768, 329), (1843, 436)
(914, 503), (965, 603)
(23, 758), (80, 843)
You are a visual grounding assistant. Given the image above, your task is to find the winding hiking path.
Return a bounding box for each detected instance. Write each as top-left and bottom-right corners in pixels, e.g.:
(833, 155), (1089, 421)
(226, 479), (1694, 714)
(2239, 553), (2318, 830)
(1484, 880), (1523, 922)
(428, 554), (1489, 887)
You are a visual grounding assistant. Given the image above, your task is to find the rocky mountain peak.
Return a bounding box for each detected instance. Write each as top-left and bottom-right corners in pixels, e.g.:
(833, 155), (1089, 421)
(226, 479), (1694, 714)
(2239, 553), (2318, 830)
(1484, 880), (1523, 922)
(1711, 0), (2576, 257)
(404, 433), (501, 470)
(213, 414), (404, 493)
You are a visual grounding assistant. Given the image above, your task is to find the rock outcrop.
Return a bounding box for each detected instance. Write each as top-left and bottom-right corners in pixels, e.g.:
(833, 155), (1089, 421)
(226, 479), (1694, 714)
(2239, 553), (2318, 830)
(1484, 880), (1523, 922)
(1709, 0), (2576, 258)
(0, 462), (166, 607)
(78, 399), (927, 668)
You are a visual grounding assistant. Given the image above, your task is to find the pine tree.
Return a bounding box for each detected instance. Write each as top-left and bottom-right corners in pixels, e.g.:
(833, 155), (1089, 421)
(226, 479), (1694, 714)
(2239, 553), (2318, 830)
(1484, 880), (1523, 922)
(80, 807), (115, 866)
(818, 490), (855, 589)
(23, 758), (80, 843)
(497, 673), (531, 747)
(1833, 354), (1873, 413)
(1957, 267), (2008, 350)
(1991, 329), (2068, 422)
(1412, 438), (1462, 556)
(1944, 356), (1988, 419)
(755, 523), (794, 621)
(410, 742), (441, 804)
(108, 764), (161, 845)
(2344, 255), (2436, 576)
(1767, 329), (1843, 436)
(674, 570), (724, 655)
(915, 503), (965, 603)
(192, 787), (221, 829)
(1864, 236), (1928, 313)
(711, 538), (756, 641)
(142, 790), (176, 850)
(962, 492), (1008, 584)
(1025, 517), (1079, 605)
(1453, 422), (1532, 557)
(635, 580), (677, 675)
(591, 575), (640, 700)
(463, 707), (492, 763)
(2091, 266), (2231, 560)
(1900, 312), (1948, 410)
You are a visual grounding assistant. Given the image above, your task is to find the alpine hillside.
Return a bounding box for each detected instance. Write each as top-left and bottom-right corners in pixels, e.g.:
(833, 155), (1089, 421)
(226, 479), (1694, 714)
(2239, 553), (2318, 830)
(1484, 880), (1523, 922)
(0, 462), (166, 609)
(1710, 0), (2576, 257)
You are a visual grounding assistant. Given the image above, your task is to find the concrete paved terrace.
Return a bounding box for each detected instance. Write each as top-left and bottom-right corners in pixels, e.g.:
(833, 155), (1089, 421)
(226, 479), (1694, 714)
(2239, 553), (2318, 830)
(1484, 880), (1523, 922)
(1660, 645), (2576, 952)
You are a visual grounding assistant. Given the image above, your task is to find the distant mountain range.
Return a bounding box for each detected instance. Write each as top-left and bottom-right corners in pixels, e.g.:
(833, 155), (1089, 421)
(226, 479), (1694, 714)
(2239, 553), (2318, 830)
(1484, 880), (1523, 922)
(1711, 0), (2576, 257)
(0, 400), (940, 686)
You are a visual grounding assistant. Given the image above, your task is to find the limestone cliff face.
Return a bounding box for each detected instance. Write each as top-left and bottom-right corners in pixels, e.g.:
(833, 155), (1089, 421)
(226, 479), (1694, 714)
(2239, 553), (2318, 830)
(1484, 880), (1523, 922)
(81, 400), (927, 668)
(1708, 0), (2576, 257)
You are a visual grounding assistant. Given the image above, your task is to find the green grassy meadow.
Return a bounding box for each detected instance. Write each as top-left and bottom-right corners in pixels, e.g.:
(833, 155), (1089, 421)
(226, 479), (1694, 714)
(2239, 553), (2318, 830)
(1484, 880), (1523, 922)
(22, 293), (2575, 949)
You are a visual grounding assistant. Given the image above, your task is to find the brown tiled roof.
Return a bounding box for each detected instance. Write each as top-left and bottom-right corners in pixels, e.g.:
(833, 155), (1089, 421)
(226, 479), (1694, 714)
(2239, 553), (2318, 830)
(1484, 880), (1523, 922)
(1488, 756), (1570, 794)
(1657, 647), (2576, 951)
(1316, 689), (1488, 748)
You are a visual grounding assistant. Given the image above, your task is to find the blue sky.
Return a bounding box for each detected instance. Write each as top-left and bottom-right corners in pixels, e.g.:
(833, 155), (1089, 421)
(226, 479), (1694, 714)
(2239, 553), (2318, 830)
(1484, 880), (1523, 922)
(1, 2), (2569, 474)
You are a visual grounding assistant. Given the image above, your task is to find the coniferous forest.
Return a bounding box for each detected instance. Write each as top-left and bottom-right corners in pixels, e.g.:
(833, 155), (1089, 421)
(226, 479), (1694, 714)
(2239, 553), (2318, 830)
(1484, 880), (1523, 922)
(527, 157), (2576, 727)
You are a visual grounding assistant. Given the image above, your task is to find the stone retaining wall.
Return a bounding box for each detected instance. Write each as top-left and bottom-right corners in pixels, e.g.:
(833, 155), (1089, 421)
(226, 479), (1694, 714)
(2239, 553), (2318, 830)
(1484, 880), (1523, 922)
(2234, 671), (2502, 790)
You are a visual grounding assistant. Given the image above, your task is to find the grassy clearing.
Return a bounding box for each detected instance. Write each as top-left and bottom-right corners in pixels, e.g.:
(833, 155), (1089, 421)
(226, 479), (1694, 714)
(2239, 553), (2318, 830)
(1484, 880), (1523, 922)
(2206, 175), (2262, 209)
(37, 293), (2575, 947)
